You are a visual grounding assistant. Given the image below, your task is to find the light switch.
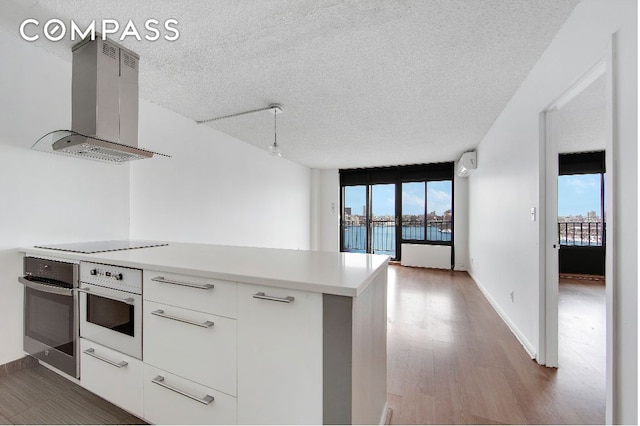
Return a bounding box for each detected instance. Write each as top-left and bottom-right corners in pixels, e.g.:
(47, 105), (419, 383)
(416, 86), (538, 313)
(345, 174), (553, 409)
(530, 207), (536, 221)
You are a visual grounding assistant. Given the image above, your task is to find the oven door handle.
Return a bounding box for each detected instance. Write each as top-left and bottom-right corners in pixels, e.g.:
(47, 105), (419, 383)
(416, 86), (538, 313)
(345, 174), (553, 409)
(18, 276), (73, 296)
(77, 287), (135, 305)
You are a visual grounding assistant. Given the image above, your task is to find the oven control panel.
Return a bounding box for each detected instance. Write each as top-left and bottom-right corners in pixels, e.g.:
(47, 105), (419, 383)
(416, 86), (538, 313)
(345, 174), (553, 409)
(80, 262), (142, 294)
(24, 257), (78, 286)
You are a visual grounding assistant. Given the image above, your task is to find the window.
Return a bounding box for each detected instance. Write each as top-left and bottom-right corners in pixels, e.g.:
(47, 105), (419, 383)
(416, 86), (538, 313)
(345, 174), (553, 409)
(558, 173), (604, 246)
(339, 162), (454, 261)
(401, 180), (452, 244)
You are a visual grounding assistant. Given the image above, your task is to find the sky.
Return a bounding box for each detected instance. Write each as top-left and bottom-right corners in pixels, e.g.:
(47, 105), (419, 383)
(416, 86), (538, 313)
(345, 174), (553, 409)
(557, 173), (602, 217)
(343, 181), (452, 217)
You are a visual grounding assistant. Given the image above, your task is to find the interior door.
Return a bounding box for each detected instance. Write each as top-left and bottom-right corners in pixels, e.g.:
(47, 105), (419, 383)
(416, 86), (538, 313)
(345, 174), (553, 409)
(341, 185), (368, 253)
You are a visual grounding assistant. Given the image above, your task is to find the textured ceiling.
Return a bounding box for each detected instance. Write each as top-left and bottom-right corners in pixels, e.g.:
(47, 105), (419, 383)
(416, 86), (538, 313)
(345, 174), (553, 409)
(0, 0), (580, 169)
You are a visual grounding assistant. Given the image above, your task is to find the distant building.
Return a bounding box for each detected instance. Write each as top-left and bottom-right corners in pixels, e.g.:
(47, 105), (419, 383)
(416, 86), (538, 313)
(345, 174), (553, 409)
(587, 210), (597, 219)
(345, 207), (351, 216)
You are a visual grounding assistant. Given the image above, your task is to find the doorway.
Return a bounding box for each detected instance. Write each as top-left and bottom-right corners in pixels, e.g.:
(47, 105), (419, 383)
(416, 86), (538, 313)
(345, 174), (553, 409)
(541, 56), (611, 423)
(341, 184), (397, 259)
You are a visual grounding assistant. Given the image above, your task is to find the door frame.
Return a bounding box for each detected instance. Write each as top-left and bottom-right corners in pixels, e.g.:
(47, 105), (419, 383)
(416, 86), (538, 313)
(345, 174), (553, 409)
(340, 183), (399, 260)
(538, 36), (616, 423)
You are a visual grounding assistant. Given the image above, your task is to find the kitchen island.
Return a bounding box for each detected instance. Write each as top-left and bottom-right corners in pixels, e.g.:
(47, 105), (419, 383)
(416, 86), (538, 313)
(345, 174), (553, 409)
(20, 243), (389, 425)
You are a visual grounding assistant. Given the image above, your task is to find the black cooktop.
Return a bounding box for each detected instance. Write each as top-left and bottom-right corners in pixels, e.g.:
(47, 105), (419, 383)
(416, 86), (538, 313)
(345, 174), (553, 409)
(35, 240), (168, 254)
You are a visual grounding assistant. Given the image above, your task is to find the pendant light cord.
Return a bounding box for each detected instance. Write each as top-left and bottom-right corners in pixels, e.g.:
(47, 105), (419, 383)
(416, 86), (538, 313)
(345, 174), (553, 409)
(274, 108), (278, 147)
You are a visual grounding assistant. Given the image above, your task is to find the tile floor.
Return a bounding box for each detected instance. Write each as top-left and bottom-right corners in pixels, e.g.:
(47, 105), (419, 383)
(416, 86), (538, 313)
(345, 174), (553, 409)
(0, 365), (144, 425)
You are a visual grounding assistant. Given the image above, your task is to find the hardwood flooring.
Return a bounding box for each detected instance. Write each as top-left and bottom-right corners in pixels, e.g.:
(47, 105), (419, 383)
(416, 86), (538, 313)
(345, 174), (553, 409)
(387, 266), (606, 425)
(0, 365), (144, 424)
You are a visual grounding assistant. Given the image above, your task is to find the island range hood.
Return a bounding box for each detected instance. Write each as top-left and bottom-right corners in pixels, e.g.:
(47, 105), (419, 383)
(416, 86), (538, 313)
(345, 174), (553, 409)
(32, 37), (169, 163)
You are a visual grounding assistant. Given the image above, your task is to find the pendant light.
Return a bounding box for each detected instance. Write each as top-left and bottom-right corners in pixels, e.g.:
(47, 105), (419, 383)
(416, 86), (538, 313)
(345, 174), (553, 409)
(269, 103), (283, 157)
(197, 103), (284, 158)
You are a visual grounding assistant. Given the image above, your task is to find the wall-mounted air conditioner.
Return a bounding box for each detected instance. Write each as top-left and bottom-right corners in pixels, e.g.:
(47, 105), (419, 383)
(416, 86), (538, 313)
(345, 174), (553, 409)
(456, 151), (477, 177)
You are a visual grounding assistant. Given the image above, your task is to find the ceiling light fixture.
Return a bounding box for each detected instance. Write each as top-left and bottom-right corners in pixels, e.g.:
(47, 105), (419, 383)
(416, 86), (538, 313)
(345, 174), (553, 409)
(197, 103), (284, 158)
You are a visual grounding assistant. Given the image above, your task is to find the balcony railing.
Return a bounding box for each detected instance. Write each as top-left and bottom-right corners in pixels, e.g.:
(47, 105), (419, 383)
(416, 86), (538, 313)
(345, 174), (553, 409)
(558, 221), (604, 246)
(342, 219), (452, 254)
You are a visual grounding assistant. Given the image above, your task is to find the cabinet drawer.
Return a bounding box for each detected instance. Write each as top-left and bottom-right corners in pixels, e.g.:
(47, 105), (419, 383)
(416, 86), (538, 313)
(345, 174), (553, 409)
(144, 270), (237, 318)
(144, 301), (237, 396)
(237, 284), (323, 424)
(80, 338), (143, 417)
(143, 364), (237, 425)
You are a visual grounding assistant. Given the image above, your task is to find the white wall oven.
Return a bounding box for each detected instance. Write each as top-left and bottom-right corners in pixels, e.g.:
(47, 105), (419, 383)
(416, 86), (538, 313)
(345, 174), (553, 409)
(79, 262), (142, 359)
(20, 257), (79, 378)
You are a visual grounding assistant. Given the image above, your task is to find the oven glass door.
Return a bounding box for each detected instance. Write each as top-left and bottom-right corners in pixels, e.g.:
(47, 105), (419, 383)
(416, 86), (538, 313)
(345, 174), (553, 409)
(86, 293), (135, 336)
(80, 283), (142, 359)
(25, 286), (75, 356)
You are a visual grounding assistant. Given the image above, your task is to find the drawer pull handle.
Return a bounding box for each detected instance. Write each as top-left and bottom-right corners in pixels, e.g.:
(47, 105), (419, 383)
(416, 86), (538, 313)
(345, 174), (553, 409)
(253, 292), (295, 303)
(151, 309), (214, 328)
(78, 287), (135, 305)
(83, 348), (128, 368)
(151, 276), (214, 290)
(152, 375), (214, 405)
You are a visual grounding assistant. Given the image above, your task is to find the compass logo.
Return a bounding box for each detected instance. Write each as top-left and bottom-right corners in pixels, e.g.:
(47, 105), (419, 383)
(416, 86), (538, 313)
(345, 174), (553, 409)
(19, 18), (180, 42)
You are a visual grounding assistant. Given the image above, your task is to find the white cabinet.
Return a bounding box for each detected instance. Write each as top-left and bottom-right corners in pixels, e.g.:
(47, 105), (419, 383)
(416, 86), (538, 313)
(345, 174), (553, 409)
(80, 338), (143, 417)
(144, 270), (237, 318)
(237, 284), (323, 425)
(143, 300), (237, 396)
(143, 364), (237, 425)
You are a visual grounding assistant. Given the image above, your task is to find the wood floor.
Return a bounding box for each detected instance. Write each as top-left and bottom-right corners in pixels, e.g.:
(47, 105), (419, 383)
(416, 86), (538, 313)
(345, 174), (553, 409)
(386, 265), (606, 425)
(0, 365), (144, 424)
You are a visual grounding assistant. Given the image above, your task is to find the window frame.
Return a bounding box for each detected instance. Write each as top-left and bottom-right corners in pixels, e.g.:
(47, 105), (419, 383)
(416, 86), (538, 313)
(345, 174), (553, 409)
(400, 177), (454, 247)
(339, 162), (455, 263)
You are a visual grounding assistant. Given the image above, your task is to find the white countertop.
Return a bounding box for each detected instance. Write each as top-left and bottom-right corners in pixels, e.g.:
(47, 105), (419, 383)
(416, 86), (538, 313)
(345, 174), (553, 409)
(20, 243), (389, 297)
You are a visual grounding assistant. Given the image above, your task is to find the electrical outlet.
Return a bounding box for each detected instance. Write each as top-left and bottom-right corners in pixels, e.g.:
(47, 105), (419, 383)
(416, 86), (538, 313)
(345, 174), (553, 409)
(471, 258), (474, 265)
(509, 290), (514, 302)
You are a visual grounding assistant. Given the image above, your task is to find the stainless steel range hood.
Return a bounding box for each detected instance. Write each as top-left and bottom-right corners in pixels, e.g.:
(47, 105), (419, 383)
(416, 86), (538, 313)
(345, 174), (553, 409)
(32, 38), (169, 163)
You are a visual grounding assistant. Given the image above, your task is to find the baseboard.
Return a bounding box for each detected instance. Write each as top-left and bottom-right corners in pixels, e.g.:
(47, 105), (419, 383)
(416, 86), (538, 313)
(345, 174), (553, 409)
(0, 355), (38, 378)
(379, 401), (391, 425)
(468, 271), (536, 359)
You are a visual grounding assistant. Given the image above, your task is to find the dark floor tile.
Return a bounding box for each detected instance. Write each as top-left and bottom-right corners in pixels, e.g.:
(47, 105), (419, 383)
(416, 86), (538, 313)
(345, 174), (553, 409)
(64, 385), (134, 419)
(0, 367), (67, 418)
(11, 388), (124, 425)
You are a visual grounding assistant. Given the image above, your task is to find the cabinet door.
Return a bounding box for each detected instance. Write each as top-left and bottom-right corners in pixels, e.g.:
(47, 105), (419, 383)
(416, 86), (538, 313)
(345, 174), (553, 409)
(144, 301), (237, 396)
(143, 364), (237, 425)
(80, 338), (143, 417)
(237, 284), (323, 425)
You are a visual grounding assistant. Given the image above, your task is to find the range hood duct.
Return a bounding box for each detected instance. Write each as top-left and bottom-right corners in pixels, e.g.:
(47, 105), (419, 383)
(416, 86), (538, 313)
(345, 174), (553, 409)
(32, 38), (169, 163)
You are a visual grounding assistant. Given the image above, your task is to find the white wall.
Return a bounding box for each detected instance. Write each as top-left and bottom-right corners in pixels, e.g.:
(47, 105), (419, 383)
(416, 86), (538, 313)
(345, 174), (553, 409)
(129, 100), (311, 250)
(310, 169), (340, 252)
(0, 31), (131, 365)
(467, 0), (636, 423)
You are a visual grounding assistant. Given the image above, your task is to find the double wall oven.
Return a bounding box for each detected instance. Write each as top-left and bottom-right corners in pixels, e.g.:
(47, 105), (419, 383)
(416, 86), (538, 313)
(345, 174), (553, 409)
(21, 254), (144, 378)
